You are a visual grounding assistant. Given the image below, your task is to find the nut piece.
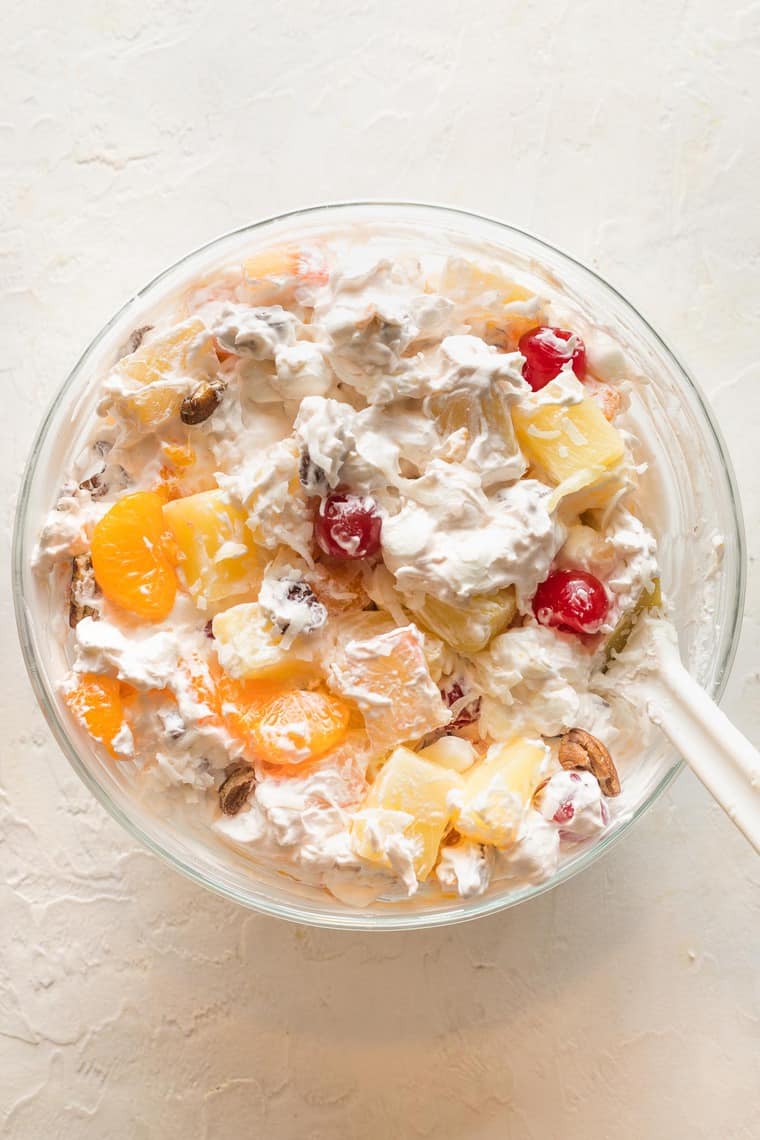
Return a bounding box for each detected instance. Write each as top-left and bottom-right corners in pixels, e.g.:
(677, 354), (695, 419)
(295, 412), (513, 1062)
(123, 324), (153, 356)
(218, 764), (256, 815)
(180, 378), (226, 425)
(69, 553), (100, 628)
(274, 580), (328, 635)
(298, 448), (328, 495)
(558, 728), (620, 797)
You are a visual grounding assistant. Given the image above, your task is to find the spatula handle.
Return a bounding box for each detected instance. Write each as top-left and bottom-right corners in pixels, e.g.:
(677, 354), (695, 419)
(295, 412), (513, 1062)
(647, 651), (760, 853)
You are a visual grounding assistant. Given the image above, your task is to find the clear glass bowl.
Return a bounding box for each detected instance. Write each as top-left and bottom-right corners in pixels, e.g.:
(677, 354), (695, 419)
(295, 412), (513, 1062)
(13, 202), (746, 930)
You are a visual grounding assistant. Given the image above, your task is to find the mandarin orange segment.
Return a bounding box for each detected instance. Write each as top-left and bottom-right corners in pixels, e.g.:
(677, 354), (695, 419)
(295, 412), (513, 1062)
(160, 442), (196, 469)
(180, 655), (279, 746)
(216, 674), (282, 743)
(65, 673), (126, 756)
(249, 689), (350, 766)
(91, 491), (178, 621)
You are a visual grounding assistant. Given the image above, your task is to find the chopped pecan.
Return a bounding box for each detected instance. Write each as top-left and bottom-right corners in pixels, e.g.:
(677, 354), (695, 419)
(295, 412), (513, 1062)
(68, 553), (100, 628)
(558, 728), (620, 797)
(218, 764), (256, 815)
(275, 580), (327, 635)
(123, 325), (153, 356)
(78, 441), (130, 499)
(180, 378), (226, 425)
(298, 448), (328, 495)
(79, 473), (108, 499)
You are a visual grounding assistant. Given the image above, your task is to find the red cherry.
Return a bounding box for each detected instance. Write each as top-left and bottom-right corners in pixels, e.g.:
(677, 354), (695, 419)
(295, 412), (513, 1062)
(553, 800), (575, 824)
(315, 492), (382, 560)
(440, 680), (481, 730)
(518, 326), (587, 392)
(532, 569), (610, 636)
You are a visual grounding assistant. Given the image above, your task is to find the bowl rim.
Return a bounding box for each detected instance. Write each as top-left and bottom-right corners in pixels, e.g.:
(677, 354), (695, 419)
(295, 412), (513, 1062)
(13, 199), (748, 931)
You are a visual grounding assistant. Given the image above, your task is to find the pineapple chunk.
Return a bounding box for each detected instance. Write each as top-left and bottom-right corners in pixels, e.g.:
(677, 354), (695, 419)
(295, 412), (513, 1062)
(549, 467), (634, 518)
(451, 738), (548, 848)
(439, 259), (543, 344)
(163, 489), (264, 607)
(604, 577), (662, 661)
(433, 387), (525, 486)
(112, 319), (218, 429)
(418, 736), (477, 773)
(242, 244), (328, 304)
(212, 602), (316, 684)
(512, 394), (625, 489)
(440, 258), (519, 301)
(352, 746), (463, 880)
(408, 586), (516, 655)
(328, 624), (450, 751)
(556, 523), (617, 577)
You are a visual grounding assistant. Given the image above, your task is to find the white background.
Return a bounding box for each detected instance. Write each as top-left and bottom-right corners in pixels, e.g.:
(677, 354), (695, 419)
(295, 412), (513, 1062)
(2, 2), (759, 1137)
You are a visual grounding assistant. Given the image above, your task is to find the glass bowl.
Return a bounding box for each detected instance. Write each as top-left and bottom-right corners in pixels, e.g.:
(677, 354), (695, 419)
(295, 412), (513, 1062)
(13, 202), (746, 930)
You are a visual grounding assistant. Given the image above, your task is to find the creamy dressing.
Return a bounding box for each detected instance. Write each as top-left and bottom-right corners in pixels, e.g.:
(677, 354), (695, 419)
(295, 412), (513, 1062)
(35, 234), (670, 907)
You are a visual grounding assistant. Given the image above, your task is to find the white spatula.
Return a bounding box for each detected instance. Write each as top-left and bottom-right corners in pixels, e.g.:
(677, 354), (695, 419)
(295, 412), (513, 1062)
(620, 620), (760, 852)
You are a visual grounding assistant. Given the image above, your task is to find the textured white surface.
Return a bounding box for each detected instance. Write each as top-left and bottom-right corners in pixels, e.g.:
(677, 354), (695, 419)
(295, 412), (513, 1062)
(2, 2), (759, 1136)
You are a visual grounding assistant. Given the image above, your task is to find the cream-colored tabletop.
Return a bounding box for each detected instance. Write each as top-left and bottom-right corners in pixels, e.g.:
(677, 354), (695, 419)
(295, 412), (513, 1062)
(2, 3), (758, 1137)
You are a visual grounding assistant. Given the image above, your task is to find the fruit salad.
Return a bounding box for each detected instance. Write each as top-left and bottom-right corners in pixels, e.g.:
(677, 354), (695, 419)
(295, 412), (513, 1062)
(36, 235), (663, 906)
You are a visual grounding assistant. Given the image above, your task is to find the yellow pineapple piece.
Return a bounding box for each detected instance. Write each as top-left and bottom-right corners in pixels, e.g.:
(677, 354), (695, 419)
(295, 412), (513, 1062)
(319, 608), (395, 661)
(242, 244), (328, 304)
(328, 624), (450, 751)
(408, 586), (516, 655)
(435, 388), (517, 449)
(212, 602), (317, 684)
(549, 466), (634, 517)
(352, 745), (463, 880)
(431, 380), (525, 486)
(163, 489), (264, 607)
(439, 258), (543, 345)
(113, 319), (218, 429)
(512, 393), (625, 492)
(418, 736), (477, 773)
(451, 738), (548, 848)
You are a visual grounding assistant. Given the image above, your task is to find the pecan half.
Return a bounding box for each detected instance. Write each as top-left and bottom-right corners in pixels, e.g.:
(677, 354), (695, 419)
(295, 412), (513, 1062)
(558, 728), (620, 797)
(68, 553), (100, 628)
(218, 764), (256, 815)
(180, 378), (226, 425)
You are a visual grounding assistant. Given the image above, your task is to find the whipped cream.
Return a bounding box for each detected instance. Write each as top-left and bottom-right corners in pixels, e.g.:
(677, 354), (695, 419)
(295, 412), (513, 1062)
(36, 232), (668, 910)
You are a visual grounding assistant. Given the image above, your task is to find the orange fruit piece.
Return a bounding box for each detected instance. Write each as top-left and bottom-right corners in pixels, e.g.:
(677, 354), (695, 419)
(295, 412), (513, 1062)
(92, 492), (178, 621)
(216, 673), (280, 741)
(65, 673), (126, 756)
(179, 657), (347, 768)
(182, 655), (275, 740)
(249, 689), (350, 767)
(242, 244), (329, 304)
(160, 442), (196, 470)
